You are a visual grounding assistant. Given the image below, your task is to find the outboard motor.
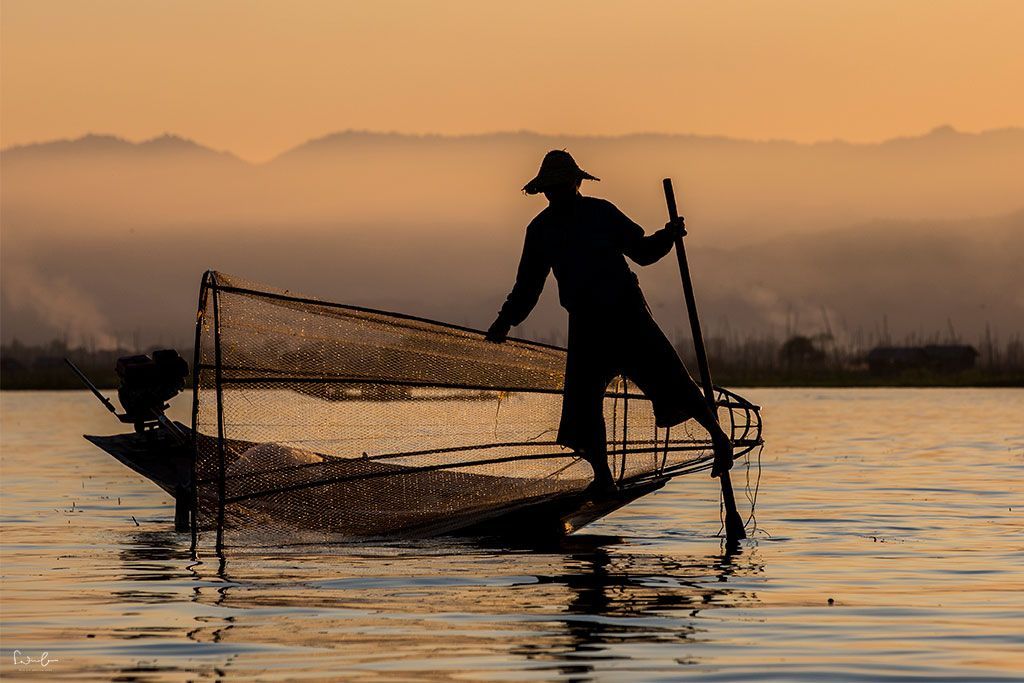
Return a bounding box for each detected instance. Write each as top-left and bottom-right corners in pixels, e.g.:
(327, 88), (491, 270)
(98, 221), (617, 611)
(115, 349), (189, 432)
(65, 348), (192, 530)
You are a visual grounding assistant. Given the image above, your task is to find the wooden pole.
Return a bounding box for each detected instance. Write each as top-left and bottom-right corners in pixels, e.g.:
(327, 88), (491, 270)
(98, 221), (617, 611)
(663, 178), (746, 542)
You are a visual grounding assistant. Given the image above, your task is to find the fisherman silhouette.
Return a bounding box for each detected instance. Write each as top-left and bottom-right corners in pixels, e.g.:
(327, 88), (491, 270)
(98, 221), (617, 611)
(486, 150), (733, 497)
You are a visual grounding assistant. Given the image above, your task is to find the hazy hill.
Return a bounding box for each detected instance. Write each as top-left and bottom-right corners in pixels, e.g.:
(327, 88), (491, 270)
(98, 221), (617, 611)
(1, 133), (242, 163)
(2, 128), (1022, 347)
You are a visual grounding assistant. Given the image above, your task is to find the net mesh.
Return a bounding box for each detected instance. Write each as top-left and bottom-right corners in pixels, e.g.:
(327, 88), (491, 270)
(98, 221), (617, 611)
(191, 272), (762, 544)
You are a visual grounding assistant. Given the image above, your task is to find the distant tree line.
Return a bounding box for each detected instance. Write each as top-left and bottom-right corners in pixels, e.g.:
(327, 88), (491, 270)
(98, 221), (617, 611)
(0, 339), (175, 390)
(3, 328), (1022, 390)
(672, 325), (1023, 387)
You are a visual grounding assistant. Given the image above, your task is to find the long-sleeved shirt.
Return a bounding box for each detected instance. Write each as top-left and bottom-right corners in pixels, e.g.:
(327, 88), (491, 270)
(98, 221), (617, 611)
(496, 194), (675, 326)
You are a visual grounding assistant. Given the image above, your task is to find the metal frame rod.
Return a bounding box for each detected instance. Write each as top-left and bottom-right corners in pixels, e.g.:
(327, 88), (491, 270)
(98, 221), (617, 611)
(189, 271), (212, 555)
(211, 275), (227, 550)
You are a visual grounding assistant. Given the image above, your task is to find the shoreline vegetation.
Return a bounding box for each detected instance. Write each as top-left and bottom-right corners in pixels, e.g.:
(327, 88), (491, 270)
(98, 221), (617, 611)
(3, 335), (1021, 391)
(675, 330), (1024, 388)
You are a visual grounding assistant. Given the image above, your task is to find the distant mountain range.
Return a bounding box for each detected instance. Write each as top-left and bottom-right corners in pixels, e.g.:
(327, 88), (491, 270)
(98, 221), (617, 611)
(6, 125), (1022, 165)
(5, 125), (1022, 235)
(2, 127), (1022, 347)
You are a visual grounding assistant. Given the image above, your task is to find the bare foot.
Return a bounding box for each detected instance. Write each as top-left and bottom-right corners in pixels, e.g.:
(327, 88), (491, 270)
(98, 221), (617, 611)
(582, 476), (617, 500)
(579, 449), (616, 500)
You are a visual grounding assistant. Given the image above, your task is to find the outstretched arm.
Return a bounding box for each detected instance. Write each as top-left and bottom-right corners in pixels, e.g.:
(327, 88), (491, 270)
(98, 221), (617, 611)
(486, 225), (550, 342)
(607, 200), (685, 266)
(622, 218), (685, 266)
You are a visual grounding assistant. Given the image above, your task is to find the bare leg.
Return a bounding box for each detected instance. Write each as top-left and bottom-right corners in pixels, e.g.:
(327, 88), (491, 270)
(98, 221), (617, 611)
(579, 445), (615, 498)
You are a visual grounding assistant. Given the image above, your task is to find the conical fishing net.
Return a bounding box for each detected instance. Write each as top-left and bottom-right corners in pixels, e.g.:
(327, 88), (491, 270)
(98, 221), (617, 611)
(191, 272), (762, 545)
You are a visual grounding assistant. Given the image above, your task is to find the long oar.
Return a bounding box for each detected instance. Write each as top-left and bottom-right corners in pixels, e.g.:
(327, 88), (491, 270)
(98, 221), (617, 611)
(663, 178), (746, 542)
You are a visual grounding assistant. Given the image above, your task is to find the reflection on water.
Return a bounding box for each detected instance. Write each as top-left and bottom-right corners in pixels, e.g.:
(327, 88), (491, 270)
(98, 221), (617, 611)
(164, 535), (762, 680)
(2, 389), (1022, 680)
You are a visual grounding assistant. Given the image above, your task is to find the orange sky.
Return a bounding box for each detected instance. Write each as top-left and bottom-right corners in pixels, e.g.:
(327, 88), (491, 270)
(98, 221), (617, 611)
(2, 0), (1022, 161)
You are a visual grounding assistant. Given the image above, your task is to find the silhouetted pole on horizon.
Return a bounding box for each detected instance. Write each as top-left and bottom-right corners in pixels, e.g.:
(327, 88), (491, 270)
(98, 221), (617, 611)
(663, 178), (746, 542)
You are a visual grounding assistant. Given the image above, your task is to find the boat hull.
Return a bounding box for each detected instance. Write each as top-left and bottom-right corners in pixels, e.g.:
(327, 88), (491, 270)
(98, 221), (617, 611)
(83, 426), (665, 540)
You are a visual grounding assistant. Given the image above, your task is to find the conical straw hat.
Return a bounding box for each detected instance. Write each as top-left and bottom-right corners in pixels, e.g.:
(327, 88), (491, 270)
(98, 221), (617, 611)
(522, 150), (600, 194)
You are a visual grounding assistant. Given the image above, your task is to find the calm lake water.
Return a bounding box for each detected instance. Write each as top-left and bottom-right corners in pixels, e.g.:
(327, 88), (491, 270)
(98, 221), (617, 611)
(1, 389), (1022, 681)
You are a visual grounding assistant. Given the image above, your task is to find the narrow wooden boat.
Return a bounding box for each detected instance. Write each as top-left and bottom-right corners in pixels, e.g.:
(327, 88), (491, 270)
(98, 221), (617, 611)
(79, 271), (763, 546)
